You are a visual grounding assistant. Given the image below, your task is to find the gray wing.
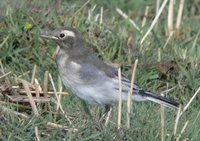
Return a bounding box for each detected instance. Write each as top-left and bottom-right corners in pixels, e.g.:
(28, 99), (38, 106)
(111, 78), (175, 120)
(84, 51), (118, 78)
(116, 73), (142, 94)
(79, 59), (141, 93)
(78, 63), (113, 84)
(80, 50), (141, 92)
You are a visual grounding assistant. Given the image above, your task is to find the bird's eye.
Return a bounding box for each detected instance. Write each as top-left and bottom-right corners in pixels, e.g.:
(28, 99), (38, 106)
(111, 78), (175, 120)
(59, 33), (65, 38)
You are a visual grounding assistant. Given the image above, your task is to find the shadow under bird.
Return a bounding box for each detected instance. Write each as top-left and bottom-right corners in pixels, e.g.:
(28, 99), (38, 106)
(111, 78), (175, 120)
(41, 27), (179, 111)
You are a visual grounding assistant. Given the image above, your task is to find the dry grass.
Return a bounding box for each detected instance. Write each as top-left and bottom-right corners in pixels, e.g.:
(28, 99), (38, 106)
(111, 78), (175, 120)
(0, 0), (200, 140)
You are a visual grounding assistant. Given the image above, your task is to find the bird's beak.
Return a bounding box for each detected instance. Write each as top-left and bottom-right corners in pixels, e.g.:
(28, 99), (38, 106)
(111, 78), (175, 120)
(40, 34), (59, 40)
(40, 32), (60, 60)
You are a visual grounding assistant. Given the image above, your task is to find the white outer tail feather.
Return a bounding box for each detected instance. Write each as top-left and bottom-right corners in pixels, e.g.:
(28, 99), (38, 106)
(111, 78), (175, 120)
(145, 96), (178, 109)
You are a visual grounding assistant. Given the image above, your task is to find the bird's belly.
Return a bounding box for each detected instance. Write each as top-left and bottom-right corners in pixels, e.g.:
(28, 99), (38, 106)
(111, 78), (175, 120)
(75, 84), (120, 105)
(61, 75), (119, 105)
(61, 74), (146, 105)
(58, 62), (145, 105)
(83, 85), (118, 105)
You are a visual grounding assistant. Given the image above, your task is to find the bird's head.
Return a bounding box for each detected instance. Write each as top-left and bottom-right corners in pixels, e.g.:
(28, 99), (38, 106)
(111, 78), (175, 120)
(41, 27), (85, 59)
(41, 27), (82, 48)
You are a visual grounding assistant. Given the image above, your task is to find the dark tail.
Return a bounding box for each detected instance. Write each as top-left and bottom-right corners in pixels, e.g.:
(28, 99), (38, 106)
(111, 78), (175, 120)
(140, 90), (179, 109)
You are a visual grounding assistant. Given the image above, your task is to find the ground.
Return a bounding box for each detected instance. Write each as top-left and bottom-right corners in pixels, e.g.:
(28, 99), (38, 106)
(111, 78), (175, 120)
(0, 0), (200, 140)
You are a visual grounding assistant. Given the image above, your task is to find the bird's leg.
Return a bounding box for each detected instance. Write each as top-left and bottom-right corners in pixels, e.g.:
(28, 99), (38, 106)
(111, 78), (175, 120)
(100, 105), (112, 125)
(104, 105), (112, 114)
(81, 100), (92, 118)
(81, 100), (102, 130)
(104, 105), (112, 126)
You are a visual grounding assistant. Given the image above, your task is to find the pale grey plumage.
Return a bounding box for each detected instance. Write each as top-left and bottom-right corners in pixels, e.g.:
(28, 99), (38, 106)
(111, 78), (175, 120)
(41, 27), (179, 109)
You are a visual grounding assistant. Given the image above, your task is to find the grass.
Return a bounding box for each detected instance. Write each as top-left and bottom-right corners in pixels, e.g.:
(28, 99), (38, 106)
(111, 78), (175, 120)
(0, 0), (200, 140)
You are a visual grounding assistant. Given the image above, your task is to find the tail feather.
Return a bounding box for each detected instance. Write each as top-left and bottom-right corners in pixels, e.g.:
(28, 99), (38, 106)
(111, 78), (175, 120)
(120, 75), (179, 109)
(141, 90), (179, 109)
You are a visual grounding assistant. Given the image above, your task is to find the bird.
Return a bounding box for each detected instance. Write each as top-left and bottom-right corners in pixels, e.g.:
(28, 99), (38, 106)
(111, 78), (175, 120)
(40, 27), (179, 111)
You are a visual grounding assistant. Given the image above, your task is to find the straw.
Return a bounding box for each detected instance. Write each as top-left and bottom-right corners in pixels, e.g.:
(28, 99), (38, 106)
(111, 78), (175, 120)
(117, 68), (122, 129)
